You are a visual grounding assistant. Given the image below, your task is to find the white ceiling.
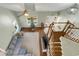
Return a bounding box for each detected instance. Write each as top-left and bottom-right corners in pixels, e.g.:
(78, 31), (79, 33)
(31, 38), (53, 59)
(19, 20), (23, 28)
(0, 3), (79, 28)
(35, 3), (74, 11)
(0, 3), (76, 12)
(0, 3), (25, 12)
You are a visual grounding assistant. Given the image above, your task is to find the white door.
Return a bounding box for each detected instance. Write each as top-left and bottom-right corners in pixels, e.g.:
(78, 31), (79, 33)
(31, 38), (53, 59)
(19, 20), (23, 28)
(22, 32), (40, 56)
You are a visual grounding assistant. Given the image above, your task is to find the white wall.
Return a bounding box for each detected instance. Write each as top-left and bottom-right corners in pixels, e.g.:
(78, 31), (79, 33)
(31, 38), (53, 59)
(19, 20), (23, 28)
(0, 7), (19, 51)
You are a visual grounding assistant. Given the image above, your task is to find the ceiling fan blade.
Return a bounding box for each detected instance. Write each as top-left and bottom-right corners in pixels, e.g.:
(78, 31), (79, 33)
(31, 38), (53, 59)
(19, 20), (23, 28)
(17, 3), (30, 17)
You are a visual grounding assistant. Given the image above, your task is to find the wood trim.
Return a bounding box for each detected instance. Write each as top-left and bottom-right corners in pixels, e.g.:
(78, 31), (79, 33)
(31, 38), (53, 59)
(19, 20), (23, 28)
(21, 27), (44, 32)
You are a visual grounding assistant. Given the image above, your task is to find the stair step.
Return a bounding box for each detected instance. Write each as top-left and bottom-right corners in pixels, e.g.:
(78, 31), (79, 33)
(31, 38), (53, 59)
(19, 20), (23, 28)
(52, 43), (61, 46)
(50, 46), (61, 48)
(52, 50), (62, 52)
(53, 52), (62, 56)
(52, 48), (62, 50)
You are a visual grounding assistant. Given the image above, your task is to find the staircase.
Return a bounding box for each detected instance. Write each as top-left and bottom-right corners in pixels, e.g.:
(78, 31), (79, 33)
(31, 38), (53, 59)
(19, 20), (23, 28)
(63, 21), (79, 43)
(6, 35), (21, 56)
(47, 23), (65, 56)
(49, 31), (65, 56)
(49, 42), (62, 56)
(47, 21), (79, 56)
(64, 33), (79, 43)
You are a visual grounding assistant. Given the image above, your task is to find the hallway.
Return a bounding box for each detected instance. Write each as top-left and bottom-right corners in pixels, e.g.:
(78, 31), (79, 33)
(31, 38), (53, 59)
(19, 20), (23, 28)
(0, 3), (79, 56)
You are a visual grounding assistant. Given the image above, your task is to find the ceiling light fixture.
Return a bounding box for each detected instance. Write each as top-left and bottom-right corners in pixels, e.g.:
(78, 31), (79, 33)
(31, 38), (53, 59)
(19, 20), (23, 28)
(24, 13), (29, 17)
(70, 3), (78, 15)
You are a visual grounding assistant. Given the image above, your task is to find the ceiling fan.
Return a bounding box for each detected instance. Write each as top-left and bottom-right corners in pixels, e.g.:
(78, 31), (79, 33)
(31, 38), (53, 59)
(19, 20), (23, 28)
(18, 9), (28, 17)
(17, 4), (38, 20)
